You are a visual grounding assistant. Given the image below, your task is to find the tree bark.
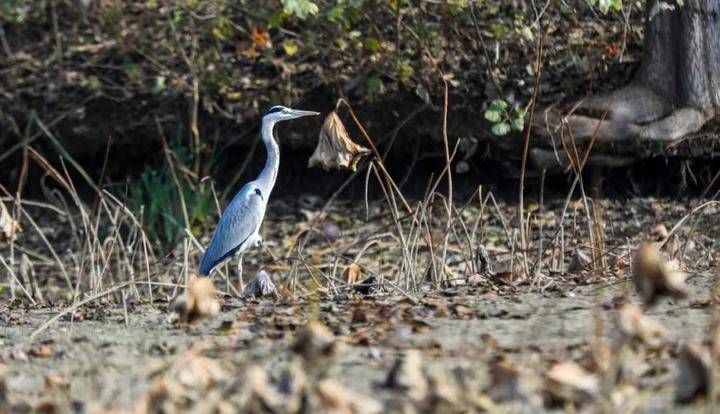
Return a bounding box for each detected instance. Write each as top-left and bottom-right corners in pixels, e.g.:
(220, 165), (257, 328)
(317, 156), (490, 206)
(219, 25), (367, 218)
(532, 0), (720, 170)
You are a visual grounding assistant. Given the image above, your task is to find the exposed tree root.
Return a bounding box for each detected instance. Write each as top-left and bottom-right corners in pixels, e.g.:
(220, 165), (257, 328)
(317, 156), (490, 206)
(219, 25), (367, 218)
(530, 83), (713, 169)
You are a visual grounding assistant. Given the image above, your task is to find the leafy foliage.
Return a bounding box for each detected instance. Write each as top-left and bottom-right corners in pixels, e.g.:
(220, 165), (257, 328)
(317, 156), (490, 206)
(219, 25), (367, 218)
(126, 137), (217, 251)
(484, 99), (526, 136)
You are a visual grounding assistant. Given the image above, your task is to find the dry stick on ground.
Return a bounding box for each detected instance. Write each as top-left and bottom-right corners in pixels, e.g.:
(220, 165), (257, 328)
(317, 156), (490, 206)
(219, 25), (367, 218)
(28, 281), (134, 342)
(519, 28), (547, 279)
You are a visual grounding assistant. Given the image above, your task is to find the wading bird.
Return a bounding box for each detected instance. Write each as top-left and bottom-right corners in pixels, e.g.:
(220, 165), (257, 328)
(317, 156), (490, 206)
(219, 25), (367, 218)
(199, 106), (319, 290)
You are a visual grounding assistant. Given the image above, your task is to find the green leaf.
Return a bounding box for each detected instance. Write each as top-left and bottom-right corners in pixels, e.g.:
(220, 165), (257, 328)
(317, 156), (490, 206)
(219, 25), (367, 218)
(491, 122), (511, 136)
(512, 117), (525, 131)
(281, 0), (319, 19)
(365, 37), (381, 53)
(484, 110), (502, 123)
(489, 99), (508, 111)
(366, 76), (384, 97)
(396, 60), (414, 82)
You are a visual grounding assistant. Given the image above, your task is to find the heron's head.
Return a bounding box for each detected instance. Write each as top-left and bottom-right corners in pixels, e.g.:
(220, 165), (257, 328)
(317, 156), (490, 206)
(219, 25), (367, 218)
(263, 105), (320, 123)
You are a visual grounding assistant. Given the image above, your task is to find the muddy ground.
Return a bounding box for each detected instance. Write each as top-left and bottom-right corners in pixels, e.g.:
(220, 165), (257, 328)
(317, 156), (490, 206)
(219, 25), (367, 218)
(1, 197), (720, 413)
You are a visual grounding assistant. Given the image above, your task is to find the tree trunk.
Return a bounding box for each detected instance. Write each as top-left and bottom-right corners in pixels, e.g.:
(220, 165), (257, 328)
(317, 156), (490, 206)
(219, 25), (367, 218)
(639, 0), (720, 116)
(532, 0), (720, 170)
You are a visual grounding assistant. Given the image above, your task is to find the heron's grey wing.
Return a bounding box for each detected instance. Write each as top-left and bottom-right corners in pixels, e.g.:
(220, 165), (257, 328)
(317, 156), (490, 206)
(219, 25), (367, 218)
(199, 184), (265, 275)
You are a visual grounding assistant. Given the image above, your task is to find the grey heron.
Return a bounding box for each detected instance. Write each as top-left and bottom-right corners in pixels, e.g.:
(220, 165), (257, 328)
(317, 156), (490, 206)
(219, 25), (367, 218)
(199, 105), (319, 290)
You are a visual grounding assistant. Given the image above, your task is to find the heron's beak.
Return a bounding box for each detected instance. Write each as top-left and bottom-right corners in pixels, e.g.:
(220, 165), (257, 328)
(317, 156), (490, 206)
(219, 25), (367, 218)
(289, 109), (320, 118)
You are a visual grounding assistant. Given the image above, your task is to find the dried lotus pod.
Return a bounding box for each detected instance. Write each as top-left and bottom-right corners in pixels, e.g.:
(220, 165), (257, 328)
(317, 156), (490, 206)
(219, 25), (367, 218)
(308, 111), (371, 171)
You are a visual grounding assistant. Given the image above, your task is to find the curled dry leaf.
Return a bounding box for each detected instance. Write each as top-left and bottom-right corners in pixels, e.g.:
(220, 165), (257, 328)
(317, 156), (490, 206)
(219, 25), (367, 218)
(292, 320), (339, 367)
(615, 304), (667, 345)
(610, 384), (643, 413)
(314, 379), (383, 414)
(171, 276), (220, 325)
(650, 224), (669, 241)
(308, 111), (371, 171)
(0, 200), (21, 243)
(632, 242), (688, 306)
(567, 249), (592, 272)
(384, 349), (427, 401)
(44, 374), (70, 390)
(343, 263), (362, 285)
(675, 341), (711, 403)
(487, 357), (541, 406)
(139, 350), (226, 414)
(242, 270), (278, 299)
(544, 361), (599, 405)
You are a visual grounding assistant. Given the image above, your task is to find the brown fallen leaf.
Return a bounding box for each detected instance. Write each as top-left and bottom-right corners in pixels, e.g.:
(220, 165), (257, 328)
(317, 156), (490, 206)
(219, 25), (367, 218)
(650, 224), (669, 241)
(615, 304), (667, 345)
(544, 361), (599, 405)
(171, 276), (220, 325)
(675, 341), (711, 403)
(632, 242), (688, 306)
(0, 200), (21, 243)
(29, 345), (54, 358)
(292, 320), (339, 368)
(308, 111), (371, 171)
(487, 357), (541, 406)
(568, 249), (592, 272)
(343, 263), (362, 285)
(44, 375), (70, 390)
(314, 379), (383, 414)
(610, 383), (643, 413)
(242, 270), (278, 299)
(384, 349), (427, 401)
(139, 350), (227, 414)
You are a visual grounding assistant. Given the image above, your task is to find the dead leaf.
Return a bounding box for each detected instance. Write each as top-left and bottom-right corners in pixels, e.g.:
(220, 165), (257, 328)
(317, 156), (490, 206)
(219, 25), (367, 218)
(0, 200), (21, 243)
(384, 349), (427, 401)
(487, 357), (541, 406)
(632, 242), (688, 306)
(675, 341), (711, 403)
(615, 304), (667, 345)
(610, 384), (643, 413)
(544, 361), (599, 405)
(352, 276), (376, 295)
(650, 224), (669, 241)
(242, 270), (278, 299)
(29, 345), (54, 358)
(314, 379), (383, 414)
(343, 263), (362, 285)
(568, 249), (592, 272)
(251, 27), (271, 48)
(171, 276), (220, 325)
(292, 320), (339, 367)
(44, 375), (69, 390)
(308, 111), (371, 171)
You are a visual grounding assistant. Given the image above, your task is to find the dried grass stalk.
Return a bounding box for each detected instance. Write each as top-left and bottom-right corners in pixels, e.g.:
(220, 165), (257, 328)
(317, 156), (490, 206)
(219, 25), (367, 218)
(308, 111), (371, 171)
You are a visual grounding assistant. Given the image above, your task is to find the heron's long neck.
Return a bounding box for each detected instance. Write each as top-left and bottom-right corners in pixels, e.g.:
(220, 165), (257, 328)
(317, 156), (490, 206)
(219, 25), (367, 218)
(256, 119), (280, 196)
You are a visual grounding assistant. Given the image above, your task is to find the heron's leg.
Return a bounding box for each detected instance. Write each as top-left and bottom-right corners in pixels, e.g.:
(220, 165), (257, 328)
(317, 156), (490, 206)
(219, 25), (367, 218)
(237, 253), (245, 294)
